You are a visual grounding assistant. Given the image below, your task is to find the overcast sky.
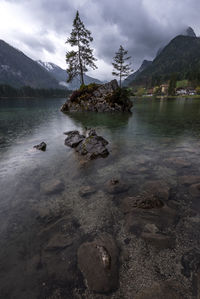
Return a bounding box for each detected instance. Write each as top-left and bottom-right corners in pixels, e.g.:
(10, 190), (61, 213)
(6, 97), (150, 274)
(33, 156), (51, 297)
(0, 0), (199, 81)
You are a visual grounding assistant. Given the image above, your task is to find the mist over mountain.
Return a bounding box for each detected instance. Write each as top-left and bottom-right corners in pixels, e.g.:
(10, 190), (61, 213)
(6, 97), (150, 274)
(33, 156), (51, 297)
(37, 61), (102, 90)
(125, 26), (200, 87)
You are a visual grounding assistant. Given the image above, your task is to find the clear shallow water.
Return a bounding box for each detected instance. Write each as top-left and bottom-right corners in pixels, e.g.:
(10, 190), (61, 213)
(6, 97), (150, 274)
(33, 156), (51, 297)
(0, 97), (200, 298)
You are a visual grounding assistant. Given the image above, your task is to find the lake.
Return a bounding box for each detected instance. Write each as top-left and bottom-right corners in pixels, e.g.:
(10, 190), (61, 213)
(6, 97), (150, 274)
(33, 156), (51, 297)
(0, 97), (200, 298)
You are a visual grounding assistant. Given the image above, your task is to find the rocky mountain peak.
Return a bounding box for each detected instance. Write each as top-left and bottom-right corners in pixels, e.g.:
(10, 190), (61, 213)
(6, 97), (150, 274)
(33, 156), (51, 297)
(183, 26), (196, 37)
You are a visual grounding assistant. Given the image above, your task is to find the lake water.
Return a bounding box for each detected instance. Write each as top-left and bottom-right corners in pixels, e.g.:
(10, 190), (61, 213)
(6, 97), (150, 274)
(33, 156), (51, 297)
(0, 97), (200, 298)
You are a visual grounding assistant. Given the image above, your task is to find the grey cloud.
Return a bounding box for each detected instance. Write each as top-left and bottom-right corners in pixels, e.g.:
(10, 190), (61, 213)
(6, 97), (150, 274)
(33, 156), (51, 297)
(17, 32), (56, 53)
(2, 0), (200, 73)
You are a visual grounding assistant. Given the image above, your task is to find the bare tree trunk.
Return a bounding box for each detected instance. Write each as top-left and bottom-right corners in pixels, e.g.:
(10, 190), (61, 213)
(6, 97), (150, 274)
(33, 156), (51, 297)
(78, 34), (84, 86)
(119, 62), (122, 88)
(80, 61), (84, 85)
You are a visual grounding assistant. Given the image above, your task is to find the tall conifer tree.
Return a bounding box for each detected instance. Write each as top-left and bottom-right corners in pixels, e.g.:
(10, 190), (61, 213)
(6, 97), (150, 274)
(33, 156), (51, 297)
(112, 45), (133, 87)
(66, 11), (97, 86)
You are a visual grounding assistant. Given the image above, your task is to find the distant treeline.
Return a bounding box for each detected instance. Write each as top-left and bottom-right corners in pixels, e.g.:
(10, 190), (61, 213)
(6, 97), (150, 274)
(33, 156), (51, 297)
(0, 84), (71, 98)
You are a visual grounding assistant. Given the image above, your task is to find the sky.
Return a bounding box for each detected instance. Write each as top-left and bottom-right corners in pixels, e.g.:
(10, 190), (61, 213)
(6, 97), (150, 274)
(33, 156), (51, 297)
(0, 0), (200, 81)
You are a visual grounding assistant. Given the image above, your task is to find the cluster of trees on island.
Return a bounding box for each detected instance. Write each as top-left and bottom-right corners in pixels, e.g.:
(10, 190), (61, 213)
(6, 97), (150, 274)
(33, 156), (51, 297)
(66, 11), (133, 88)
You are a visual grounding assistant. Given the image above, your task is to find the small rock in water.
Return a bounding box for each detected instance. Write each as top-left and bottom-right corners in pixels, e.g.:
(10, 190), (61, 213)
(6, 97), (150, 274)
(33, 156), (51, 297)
(77, 234), (119, 293)
(45, 234), (72, 251)
(181, 249), (200, 278)
(121, 195), (164, 212)
(40, 179), (65, 195)
(178, 175), (200, 186)
(189, 183), (200, 197)
(105, 178), (129, 194)
(34, 142), (47, 151)
(79, 186), (96, 197)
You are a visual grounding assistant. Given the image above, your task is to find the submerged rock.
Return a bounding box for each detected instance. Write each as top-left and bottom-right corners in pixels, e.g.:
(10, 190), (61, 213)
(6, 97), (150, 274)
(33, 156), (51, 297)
(121, 195), (164, 213)
(77, 234), (119, 293)
(64, 129), (109, 160)
(105, 178), (130, 194)
(178, 175), (200, 186)
(64, 131), (85, 148)
(189, 183), (200, 197)
(79, 186), (96, 197)
(45, 233), (72, 251)
(61, 80), (133, 113)
(141, 232), (175, 249)
(40, 179), (65, 195)
(135, 282), (182, 299)
(181, 249), (200, 278)
(34, 142), (47, 151)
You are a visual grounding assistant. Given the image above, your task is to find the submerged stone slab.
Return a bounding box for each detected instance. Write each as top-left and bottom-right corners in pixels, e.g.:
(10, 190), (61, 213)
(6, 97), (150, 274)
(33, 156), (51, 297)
(178, 175), (200, 186)
(105, 178), (130, 194)
(135, 282), (182, 299)
(121, 195), (164, 213)
(40, 179), (65, 195)
(79, 186), (96, 197)
(77, 234), (119, 293)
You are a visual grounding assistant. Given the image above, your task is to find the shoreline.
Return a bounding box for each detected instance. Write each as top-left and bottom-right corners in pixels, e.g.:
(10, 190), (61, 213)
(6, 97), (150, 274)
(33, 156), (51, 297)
(133, 95), (200, 99)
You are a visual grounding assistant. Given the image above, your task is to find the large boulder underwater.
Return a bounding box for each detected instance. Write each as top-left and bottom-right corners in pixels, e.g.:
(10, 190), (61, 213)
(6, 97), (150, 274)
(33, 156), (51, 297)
(61, 80), (133, 113)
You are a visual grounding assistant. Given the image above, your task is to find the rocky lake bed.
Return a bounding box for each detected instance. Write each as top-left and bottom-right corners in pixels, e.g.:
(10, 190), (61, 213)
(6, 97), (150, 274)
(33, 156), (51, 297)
(0, 97), (200, 298)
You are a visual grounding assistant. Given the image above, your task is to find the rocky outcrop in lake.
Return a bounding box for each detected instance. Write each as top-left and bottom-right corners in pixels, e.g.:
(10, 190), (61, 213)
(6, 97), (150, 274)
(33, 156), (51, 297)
(64, 129), (109, 159)
(61, 80), (133, 113)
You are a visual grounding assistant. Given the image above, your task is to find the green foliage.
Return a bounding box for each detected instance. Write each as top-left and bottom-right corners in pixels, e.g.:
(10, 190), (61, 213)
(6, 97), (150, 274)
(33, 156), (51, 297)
(153, 86), (161, 95)
(136, 87), (146, 96)
(105, 87), (132, 106)
(70, 83), (99, 103)
(196, 86), (200, 95)
(0, 84), (69, 98)
(66, 11), (97, 86)
(176, 80), (188, 89)
(112, 45), (133, 87)
(168, 74), (178, 96)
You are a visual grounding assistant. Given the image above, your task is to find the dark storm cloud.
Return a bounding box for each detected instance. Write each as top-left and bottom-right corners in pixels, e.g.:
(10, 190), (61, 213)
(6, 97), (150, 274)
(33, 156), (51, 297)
(2, 0), (200, 72)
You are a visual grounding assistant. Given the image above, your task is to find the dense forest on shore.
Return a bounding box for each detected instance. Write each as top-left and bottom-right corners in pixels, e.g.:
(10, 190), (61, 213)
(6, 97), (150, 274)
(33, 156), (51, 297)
(0, 84), (70, 98)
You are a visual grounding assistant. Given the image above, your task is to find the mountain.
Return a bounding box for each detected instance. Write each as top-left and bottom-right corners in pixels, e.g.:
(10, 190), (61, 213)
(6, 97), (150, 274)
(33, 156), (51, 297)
(125, 26), (198, 87)
(0, 40), (62, 89)
(129, 35), (200, 87)
(182, 26), (196, 37)
(37, 60), (102, 90)
(155, 26), (197, 58)
(123, 60), (152, 87)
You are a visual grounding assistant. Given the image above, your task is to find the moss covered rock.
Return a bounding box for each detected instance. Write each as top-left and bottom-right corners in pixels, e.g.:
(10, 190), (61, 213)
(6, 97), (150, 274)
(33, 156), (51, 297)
(61, 80), (133, 113)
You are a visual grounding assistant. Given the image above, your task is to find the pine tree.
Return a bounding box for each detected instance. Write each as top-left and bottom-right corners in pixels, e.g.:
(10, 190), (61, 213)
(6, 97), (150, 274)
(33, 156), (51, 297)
(112, 45), (133, 88)
(66, 11), (97, 86)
